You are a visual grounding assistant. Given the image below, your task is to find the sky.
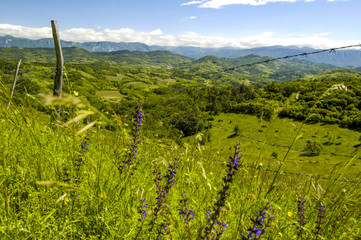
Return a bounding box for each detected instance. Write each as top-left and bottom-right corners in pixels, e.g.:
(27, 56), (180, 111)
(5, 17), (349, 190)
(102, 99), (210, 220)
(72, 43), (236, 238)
(0, 0), (360, 49)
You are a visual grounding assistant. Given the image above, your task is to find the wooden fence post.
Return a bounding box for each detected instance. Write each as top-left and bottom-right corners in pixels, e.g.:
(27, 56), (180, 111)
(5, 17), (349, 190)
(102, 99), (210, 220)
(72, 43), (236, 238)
(7, 59), (22, 110)
(51, 20), (64, 120)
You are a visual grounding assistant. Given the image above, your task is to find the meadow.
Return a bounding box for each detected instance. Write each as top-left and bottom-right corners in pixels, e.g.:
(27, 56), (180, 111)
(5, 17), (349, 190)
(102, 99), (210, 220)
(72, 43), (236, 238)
(0, 80), (360, 239)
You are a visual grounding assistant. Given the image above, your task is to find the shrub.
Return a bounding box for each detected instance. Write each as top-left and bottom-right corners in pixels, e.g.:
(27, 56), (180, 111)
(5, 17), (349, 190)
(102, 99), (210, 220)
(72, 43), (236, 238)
(303, 140), (323, 156)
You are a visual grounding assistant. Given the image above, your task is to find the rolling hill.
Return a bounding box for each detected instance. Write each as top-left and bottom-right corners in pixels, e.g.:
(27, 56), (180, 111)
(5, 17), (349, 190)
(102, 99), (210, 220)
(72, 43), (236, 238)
(1, 35), (361, 67)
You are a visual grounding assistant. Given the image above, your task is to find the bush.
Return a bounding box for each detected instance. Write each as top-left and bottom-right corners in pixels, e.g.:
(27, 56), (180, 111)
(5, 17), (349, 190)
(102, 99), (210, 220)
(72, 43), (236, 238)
(303, 140), (323, 156)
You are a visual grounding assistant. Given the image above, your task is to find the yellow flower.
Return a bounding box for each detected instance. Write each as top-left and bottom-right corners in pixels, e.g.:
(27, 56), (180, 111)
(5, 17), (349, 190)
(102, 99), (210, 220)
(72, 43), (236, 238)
(279, 232), (283, 237)
(210, 172), (213, 176)
(287, 211), (293, 217)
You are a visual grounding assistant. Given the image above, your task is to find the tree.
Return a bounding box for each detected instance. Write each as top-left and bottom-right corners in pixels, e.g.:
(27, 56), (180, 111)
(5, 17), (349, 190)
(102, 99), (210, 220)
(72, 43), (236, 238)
(303, 140), (323, 156)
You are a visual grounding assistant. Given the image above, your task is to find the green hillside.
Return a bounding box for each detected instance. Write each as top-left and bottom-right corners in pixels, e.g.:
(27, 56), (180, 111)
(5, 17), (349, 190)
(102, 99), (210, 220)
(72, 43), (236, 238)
(1, 72), (361, 239)
(0, 47), (192, 67)
(0, 47), (350, 86)
(179, 54), (341, 84)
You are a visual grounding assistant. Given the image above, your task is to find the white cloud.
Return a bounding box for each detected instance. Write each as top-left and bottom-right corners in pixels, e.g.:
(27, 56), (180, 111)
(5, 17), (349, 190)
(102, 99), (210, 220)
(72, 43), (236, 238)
(181, 0), (322, 8)
(314, 32), (332, 37)
(0, 24), (52, 39)
(0, 24), (359, 49)
(180, 1), (206, 6)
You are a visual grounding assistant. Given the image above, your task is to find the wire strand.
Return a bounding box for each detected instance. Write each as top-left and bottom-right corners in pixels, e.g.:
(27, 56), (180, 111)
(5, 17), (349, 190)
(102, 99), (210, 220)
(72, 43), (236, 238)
(198, 43), (361, 76)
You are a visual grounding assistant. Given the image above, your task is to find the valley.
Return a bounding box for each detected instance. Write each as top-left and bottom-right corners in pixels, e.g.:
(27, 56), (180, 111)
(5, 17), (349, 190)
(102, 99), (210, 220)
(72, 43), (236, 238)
(0, 44), (361, 239)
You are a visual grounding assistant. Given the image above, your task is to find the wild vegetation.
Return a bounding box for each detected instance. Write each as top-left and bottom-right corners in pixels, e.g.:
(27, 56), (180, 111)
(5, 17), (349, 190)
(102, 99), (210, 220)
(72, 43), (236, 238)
(2, 35), (361, 67)
(0, 48), (361, 239)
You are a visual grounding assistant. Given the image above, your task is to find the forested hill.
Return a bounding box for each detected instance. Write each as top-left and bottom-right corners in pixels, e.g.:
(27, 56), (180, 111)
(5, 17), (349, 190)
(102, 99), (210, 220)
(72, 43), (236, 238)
(1, 35), (361, 67)
(178, 54), (342, 84)
(0, 47), (192, 67)
(0, 47), (349, 85)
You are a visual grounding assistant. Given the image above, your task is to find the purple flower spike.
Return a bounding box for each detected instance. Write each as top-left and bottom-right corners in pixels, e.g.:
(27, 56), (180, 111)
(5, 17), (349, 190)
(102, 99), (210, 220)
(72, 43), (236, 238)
(119, 102), (143, 172)
(315, 203), (326, 237)
(241, 201), (274, 240)
(204, 143), (242, 239)
(297, 197), (307, 238)
(179, 193), (195, 224)
(151, 158), (179, 238)
(137, 198), (148, 223)
(206, 211), (211, 222)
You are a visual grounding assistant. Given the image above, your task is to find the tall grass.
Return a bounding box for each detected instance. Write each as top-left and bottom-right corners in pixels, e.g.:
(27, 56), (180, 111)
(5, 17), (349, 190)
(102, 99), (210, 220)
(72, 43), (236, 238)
(0, 82), (360, 239)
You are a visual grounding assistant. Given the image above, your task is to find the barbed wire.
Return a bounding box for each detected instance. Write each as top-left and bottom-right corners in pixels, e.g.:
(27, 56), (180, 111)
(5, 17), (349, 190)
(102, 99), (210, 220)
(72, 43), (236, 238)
(90, 99), (361, 160)
(149, 113), (361, 160)
(141, 140), (358, 184)
(199, 43), (361, 76)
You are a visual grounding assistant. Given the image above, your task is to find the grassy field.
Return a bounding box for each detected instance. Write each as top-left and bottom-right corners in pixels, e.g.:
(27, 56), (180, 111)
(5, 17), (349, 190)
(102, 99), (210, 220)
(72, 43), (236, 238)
(96, 90), (123, 100)
(0, 87), (361, 239)
(197, 113), (361, 180)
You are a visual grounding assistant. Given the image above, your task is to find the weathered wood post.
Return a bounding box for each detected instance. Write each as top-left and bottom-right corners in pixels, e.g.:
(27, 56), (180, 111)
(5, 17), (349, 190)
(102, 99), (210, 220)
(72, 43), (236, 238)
(7, 59), (22, 110)
(51, 20), (64, 120)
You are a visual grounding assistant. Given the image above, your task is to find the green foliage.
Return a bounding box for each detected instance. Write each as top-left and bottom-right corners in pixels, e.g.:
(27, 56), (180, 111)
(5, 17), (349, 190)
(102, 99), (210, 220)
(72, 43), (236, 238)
(1, 81), (361, 239)
(2, 45), (361, 239)
(303, 140), (324, 156)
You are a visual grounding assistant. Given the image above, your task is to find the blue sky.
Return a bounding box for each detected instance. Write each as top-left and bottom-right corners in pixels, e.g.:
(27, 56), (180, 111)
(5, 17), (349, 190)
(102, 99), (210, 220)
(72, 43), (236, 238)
(0, 0), (360, 49)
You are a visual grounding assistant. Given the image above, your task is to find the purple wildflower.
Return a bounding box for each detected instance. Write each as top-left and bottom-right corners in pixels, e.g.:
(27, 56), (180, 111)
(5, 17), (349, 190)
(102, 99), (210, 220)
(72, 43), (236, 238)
(119, 102), (143, 172)
(73, 136), (89, 187)
(297, 197), (307, 238)
(150, 158), (179, 239)
(241, 201), (274, 240)
(62, 163), (71, 183)
(203, 143), (241, 239)
(164, 159), (179, 190)
(127, 103), (143, 165)
(315, 203), (326, 239)
(206, 211), (211, 222)
(155, 158), (179, 209)
(213, 220), (227, 239)
(179, 193), (195, 224)
(137, 198), (148, 223)
(153, 163), (163, 208)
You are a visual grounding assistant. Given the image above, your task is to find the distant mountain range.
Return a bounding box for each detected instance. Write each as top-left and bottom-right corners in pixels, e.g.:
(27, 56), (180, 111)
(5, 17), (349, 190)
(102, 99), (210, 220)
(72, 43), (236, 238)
(1, 35), (361, 67)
